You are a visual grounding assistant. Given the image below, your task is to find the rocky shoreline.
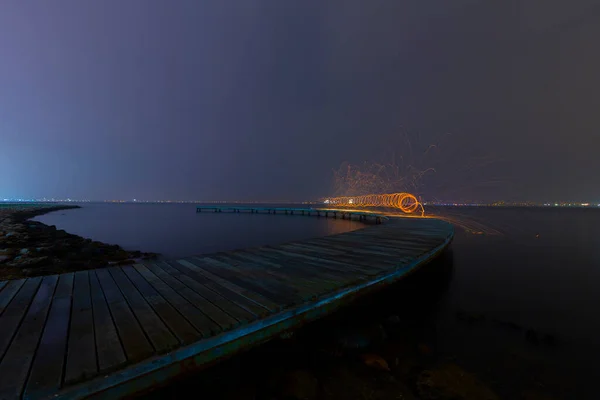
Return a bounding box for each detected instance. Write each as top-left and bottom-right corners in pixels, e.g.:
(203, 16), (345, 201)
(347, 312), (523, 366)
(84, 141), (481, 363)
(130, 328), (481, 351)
(0, 204), (158, 280)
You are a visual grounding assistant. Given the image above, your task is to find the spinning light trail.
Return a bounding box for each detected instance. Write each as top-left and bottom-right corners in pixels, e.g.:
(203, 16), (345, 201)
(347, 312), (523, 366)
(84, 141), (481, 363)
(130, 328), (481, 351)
(324, 192), (422, 214)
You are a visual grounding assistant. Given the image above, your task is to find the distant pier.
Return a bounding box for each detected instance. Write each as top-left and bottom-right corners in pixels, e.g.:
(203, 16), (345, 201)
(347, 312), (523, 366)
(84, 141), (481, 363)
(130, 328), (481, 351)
(196, 206), (387, 223)
(0, 208), (453, 400)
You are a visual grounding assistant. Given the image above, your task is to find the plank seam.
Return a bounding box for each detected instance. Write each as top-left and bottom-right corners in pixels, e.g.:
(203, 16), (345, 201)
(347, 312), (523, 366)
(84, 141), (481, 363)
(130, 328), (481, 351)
(0, 280), (25, 318)
(89, 271), (100, 374)
(106, 268), (157, 354)
(0, 278), (42, 361)
(122, 266), (195, 345)
(148, 263), (224, 330)
(159, 261), (243, 324)
(186, 258), (275, 313)
(134, 264), (211, 338)
(175, 260), (260, 319)
(93, 270), (127, 368)
(20, 275), (60, 399)
(60, 276), (74, 390)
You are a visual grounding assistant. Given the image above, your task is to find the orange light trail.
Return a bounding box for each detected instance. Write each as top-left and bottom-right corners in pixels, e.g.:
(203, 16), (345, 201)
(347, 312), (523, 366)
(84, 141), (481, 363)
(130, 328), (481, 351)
(324, 192), (422, 214)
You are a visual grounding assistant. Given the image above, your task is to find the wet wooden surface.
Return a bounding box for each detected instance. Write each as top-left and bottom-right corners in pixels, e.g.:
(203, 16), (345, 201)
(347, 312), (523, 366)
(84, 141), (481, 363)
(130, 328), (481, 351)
(0, 216), (453, 400)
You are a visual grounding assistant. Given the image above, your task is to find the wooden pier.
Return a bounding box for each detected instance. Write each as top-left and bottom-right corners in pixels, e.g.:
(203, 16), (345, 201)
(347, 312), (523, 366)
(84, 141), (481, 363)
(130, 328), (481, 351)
(0, 213), (453, 400)
(196, 206), (387, 223)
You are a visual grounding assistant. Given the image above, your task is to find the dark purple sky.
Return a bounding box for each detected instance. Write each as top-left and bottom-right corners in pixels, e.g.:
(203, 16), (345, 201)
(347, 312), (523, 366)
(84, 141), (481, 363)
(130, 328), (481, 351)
(1, 1), (599, 202)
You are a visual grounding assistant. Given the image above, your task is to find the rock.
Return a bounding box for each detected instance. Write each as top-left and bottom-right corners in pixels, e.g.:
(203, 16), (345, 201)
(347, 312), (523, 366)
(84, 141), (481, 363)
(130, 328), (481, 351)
(114, 259), (135, 266)
(360, 353), (390, 371)
(278, 370), (318, 400)
(525, 329), (539, 344)
(9, 256), (49, 268)
(417, 363), (499, 400)
(336, 324), (387, 350)
(321, 364), (418, 400)
(542, 333), (556, 346)
(418, 343), (434, 355)
(221, 384), (256, 400)
(456, 310), (485, 324)
(493, 319), (522, 331)
(0, 255), (10, 263)
(521, 389), (558, 400)
(385, 315), (401, 325)
(279, 331), (294, 340)
(381, 340), (418, 377)
(4, 232), (15, 237)
(20, 248), (30, 255)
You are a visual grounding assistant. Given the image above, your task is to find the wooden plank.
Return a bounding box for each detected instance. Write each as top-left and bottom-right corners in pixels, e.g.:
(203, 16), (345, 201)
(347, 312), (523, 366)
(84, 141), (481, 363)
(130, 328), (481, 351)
(240, 248), (335, 287)
(146, 263), (236, 331)
(89, 271), (126, 372)
(0, 277), (42, 360)
(238, 248), (345, 291)
(308, 238), (411, 257)
(281, 244), (385, 275)
(122, 266), (201, 345)
(375, 233), (445, 245)
(303, 239), (418, 263)
(95, 269), (154, 363)
(190, 256), (286, 310)
(133, 264), (221, 337)
(162, 261), (256, 324)
(344, 236), (444, 251)
(304, 236), (414, 258)
(241, 248), (347, 293)
(0, 279), (26, 316)
(264, 246), (373, 283)
(259, 246), (388, 277)
(267, 245), (395, 271)
(222, 251), (321, 302)
(0, 275), (58, 399)
(108, 267), (179, 354)
(342, 227), (444, 242)
(184, 257), (279, 313)
(350, 228), (445, 243)
(198, 254), (303, 306)
(65, 271), (97, 384)
(24, 273), (74, 399)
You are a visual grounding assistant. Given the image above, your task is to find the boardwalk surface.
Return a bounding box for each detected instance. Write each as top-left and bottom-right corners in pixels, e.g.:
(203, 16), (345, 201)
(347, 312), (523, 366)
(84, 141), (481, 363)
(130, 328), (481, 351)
(0, 216), (453, 400)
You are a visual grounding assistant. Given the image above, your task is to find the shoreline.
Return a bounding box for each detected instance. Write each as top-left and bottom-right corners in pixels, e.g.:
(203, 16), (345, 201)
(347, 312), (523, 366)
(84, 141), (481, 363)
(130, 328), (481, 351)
(0, 204), (158, 280)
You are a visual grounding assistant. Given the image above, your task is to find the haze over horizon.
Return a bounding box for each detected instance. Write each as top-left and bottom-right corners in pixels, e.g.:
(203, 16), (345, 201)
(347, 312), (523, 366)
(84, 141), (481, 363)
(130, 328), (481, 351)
(2, 1), (599, 203)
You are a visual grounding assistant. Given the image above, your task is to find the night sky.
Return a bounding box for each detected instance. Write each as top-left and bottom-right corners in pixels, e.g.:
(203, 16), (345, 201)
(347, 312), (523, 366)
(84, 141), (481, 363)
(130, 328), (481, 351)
(1, 1), (599, 202)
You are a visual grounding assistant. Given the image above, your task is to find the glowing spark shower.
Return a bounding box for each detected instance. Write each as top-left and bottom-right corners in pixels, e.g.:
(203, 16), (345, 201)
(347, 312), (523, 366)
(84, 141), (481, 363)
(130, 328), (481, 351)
(325, 192), (422, 214)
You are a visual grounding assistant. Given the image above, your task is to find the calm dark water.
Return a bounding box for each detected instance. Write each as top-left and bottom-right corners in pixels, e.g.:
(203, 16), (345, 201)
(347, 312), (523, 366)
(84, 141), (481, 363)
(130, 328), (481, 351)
(425, 207), (600, 398)
(33, 203), (363, 258)
(35, 205), (600, 398)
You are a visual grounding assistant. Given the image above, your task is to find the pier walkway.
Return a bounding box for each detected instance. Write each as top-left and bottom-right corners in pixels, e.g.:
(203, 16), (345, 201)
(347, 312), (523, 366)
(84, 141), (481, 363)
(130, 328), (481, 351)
(0, 212), (453, 400)
(196, 206), (388, 223)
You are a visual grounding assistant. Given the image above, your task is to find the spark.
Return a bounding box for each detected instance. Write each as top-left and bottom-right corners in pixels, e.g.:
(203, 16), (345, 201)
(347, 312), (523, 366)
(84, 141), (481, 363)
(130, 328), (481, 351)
(325, 192), (422, 214)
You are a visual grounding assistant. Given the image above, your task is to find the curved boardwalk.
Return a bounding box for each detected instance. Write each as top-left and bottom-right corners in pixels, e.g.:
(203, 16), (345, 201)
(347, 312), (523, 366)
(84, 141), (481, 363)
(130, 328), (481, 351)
(0, 214), (453, 400)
